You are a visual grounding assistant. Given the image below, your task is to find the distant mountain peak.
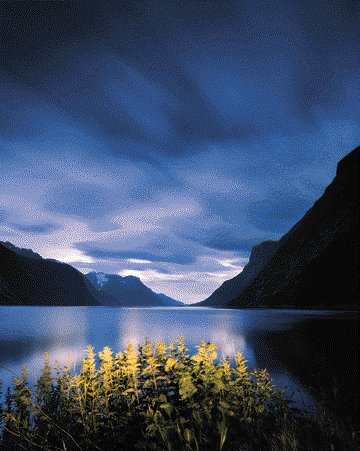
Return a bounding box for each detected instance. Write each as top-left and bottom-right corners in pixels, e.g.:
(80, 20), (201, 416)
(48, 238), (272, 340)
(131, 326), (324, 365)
(0, 248), (183, 308)
(94, 272), (109, 288)
(85, 271), (175, 307)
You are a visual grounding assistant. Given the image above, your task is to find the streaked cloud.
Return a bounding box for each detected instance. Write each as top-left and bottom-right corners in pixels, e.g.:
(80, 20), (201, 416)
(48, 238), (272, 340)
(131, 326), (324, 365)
(0, 1), (358, 301)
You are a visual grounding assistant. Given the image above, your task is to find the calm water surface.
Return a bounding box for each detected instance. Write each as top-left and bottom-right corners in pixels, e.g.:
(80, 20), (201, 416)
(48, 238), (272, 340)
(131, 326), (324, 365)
(0, 307), (357, 414)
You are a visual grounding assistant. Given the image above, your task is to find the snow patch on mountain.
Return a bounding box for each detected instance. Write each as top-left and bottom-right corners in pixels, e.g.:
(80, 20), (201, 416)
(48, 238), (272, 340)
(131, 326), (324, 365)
(95, 272), (108, 288)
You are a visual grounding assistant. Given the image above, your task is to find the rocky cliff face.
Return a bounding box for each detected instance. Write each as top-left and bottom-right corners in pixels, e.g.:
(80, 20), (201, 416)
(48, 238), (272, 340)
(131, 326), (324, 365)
(194, 240), (279, 307)
(0, 243), (99, 306)
(230, 147), (359, 309)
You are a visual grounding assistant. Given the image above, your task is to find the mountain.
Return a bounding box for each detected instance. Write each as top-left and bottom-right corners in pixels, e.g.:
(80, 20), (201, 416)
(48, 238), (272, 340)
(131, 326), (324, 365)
(0, 242), (183, 307)
(86, 272), (165, 307)
(156, 293), (184, 307)
(86, 272), (183, 307)
(0, 242), (99, 306)
(193, 241), (279, 307)
(1, 241), (43, 260)
(229, 146), (359, 309)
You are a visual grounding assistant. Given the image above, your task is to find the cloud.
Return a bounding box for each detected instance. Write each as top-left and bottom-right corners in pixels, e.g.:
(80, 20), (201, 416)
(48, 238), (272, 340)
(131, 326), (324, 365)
(79, 248), (195, 266)
(243, 191), (312, 234)
(204, 234), (269, 253)
(117, 254), (246, 303)
(0, 0), (359, 301)
(126, 259), (152, 265)
(45, 184), (113, 219)
(9, 223), (60, 234)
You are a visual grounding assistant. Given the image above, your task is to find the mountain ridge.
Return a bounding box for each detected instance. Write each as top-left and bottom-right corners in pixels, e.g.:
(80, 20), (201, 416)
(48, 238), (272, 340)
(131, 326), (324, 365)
(86, 271), (183, 307)
(0, 242), (99, 306)
(193, 240), (279, 307)
(0, 244), (183, 307)
(86, 271), (162, 307)
(229, 146), (359, 309)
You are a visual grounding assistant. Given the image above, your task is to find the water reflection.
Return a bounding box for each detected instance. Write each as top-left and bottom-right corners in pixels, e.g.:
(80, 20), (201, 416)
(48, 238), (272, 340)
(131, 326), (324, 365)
(0, 307), (89, 385)
(0, 306), (356, 415)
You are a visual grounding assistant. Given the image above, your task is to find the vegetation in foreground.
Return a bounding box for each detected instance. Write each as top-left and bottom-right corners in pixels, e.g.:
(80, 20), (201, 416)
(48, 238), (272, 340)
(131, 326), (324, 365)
(0, 338), (357, 450)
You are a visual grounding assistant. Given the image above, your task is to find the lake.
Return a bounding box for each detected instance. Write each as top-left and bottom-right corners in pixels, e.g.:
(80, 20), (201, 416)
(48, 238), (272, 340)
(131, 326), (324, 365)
(0, 307), (358, 419)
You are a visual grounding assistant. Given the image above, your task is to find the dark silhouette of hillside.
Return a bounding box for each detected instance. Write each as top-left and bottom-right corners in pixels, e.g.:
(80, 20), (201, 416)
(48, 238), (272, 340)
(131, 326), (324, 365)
(230, 146), (359, 309)
(193, 241), (279, 307)
(0, 243), (99, 306)
(1, 241), (43, 260)
(0, 243), (183, 307)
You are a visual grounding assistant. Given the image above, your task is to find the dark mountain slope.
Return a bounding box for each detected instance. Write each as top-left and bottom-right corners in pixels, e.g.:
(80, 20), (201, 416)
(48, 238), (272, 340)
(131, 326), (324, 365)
(156, 293), (184, 306)
(0, 243), (99, 306)
(0, 242), (183, 307)
(230, 147), (359, 309)
(194, 241), (279, 307)
(1, 241), (42, 260)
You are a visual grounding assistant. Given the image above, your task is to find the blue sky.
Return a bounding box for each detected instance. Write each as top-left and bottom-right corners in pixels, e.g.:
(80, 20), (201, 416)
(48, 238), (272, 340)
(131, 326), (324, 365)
(0, 1), (359, 302)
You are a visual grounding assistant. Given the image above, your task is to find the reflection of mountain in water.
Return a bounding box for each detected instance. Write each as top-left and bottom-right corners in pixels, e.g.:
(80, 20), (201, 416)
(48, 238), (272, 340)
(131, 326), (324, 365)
(0, 307), (89, 389)
(253, 315), (359, 421)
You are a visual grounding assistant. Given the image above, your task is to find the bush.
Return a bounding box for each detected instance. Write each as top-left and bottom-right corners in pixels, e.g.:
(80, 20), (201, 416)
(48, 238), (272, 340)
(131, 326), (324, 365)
(0, 338), (357, 450)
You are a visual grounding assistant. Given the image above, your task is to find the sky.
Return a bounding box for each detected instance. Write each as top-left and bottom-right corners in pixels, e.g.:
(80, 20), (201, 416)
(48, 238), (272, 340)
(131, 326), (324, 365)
(0, 1), (359, 303)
